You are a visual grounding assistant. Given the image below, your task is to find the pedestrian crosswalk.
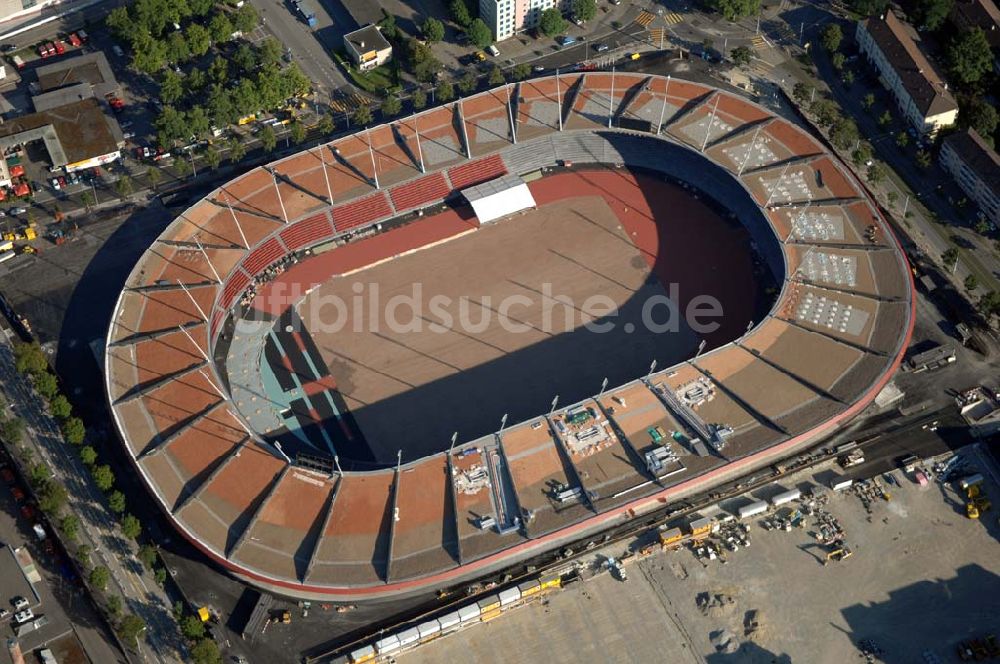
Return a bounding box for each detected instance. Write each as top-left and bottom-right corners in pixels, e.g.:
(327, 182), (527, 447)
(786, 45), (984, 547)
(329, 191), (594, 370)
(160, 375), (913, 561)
(650, 28), (666, 45)
(751, 35), (768, 49)
(329, 91), (369, 114)
(663, 12), (683, 25)
(636, 10), (655, 26)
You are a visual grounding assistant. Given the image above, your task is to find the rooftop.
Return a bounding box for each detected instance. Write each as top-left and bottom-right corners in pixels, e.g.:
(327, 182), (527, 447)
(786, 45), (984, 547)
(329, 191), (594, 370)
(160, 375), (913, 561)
(0, 98), (120, 167)
(35, 51), (118, 97)
(343, 24), (391, 56)
(861, 12), (958, 117)
(943, 128), (1000, 193)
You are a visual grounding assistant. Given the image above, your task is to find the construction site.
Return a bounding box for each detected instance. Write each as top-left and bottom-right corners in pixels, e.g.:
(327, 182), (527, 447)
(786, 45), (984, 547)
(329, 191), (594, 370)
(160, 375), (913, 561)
(386, 446), (1000, 664)
(104, 73), (914, 601)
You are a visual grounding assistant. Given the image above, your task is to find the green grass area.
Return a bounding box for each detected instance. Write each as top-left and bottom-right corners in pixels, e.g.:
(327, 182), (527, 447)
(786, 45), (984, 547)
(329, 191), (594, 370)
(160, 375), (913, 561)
(331, 50), (394, 95)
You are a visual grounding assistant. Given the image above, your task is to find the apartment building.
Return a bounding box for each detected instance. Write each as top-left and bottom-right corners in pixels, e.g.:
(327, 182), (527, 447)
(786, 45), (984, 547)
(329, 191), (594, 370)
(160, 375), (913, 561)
(856, 12), (958, 137)
(480, 0), (571, 42)
(940, 129), (1000, 227)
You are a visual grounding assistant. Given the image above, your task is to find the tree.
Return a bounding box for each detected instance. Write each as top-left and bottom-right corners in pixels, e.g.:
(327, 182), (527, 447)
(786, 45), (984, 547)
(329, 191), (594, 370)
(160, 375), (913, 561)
(187, 106), (211, 139)
(965, 274), (979, 291)
(258, 37), (283, 69)
(181, 615), (206, 640)
(886, 190), (898, 208)
(121, 514), (142, 540)
(40, 481), (66, 512)
(317, 112), (334, 135)
(115, 175), (134, 201)
(916, 149), (932, 169)
(852, 143), (873, 167)
(62, 416), (85, 445)
(381, 96), (402, 117)
(850, 0), (888, 16)
(831, 52), (845, 71)
(0, 417), (25, 445)
(974, 217), (990, 234)
(107, 595), (123, 618)
(79, 445), (98, 466)
(351, 104), (372, 126)
(978, 291), (1000, 320)
(138, 544), (158, 570)
(166, 31), (190, 64)
(942, 247), (959, 269)
(108, 490), (126, 513)
(118, 614), (146, 645)
(154, 568), (167, 584)
(29, 463), (51, 487)
(878, 110), (893, 127)
(61, 514), (80, 541)
(467, 18), (493, 48)
(830, 116), (860, 150)
(412, 88), (427, 110)
(228, 137), (247, 163)
(290, 121), (306, 144)
(33, 372), (59, 400)
(422, 17), (445, 42)
(145, 166), (162, 193)
(81, 190), (95, 212)
(730, 46), (753, 67)
(436, 80), (455, 102)
(821, 23), (843, 52)
(711, 0), (761, 21)
(489, 65), (505, 86)
(89, 565), (110, 591)
(208, 12), (234, 44)
(190, 638), (222, 664)
(513, 63), (531, 80)
(792, 82), (813, 104)
(50, 395), (72, 419)
(810, 99), (839, 126)
(155, 106), (188, 148)
(947, 28), (992, 86)
(573, 0), (597, 22)
(409, 39), (442, 82)
(160, 70), (184, 105)
(862, 93), (876, 110)
(867, 161), (886, 184)
(14, 342), (48, 375)
(538, 8), (566, 36)
(913, 0), (953, 30)
(259, 125), (277, 153)
(76, 544), (91, 563)
(458, 70), (477, 94)
(203, 147), (221, 170)
(92, 464), (115, 492)
(959, 97), (998, 146)
(232, 43), (257, 75)
(233, 3), (260, 34)
(186, 24), (211, 57)
(448, 0), (471, 27)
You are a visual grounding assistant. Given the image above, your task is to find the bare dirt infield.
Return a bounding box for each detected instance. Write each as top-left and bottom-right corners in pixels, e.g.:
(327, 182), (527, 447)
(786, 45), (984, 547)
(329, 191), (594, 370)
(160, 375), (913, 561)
(294, 169), (757, 464)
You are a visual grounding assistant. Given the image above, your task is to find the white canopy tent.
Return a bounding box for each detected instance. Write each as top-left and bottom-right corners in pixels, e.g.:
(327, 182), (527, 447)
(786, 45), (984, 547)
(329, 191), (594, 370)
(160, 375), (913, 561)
(462, 174), (536, 224)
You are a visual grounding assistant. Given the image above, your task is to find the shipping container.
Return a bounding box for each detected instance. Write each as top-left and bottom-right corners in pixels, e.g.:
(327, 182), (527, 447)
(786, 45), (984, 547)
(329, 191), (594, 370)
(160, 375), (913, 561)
(417, 619), (441, 642)
(476, 594), (500, 612)
(539, 574), (561, 590)
(348, 645), (375, 663)
(659, 527), (684, 546)
(437, 611), (461, 631)
(458, 604), (481, 623)
(959, 474), (984, 490)
(498, 587), (521, 606)
(770, 488), (801, 507)
(738, 500), (768, 520)
(480, 608), (502, 621)
(517, 579), (541, 597)
(373, 635), (400, 655)
(396, 628), (419, 648)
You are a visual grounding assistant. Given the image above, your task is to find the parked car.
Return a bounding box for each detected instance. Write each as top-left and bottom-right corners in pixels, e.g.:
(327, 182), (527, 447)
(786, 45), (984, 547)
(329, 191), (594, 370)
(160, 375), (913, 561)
(594, 43), (609, 52)
(487, 44), (500, 57)
(10, 207), (27, 215)
(50, 178), (61, 191)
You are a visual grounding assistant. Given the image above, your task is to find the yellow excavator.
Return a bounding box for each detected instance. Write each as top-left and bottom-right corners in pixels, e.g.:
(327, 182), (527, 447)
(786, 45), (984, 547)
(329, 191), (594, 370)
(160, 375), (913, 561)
(966, 485), (991, 519)
(824, 545), (853, 565)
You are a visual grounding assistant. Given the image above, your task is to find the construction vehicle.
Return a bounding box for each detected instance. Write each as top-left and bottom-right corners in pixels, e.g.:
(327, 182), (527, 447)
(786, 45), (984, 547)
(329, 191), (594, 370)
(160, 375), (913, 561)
(744, 609), (763, 638)
(838, 449), (865, 469)
(966, 484), (991, 519)
(280, 610), (291, 624)
(823, 545), (853, 565)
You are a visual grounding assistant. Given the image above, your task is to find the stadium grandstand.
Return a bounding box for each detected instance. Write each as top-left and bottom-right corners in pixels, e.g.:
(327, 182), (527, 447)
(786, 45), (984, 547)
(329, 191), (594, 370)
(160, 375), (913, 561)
(105, 74), (913, 600)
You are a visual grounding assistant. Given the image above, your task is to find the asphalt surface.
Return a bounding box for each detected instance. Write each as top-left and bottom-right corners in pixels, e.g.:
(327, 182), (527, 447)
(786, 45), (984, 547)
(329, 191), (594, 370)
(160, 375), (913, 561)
(0, 327), (185, 663)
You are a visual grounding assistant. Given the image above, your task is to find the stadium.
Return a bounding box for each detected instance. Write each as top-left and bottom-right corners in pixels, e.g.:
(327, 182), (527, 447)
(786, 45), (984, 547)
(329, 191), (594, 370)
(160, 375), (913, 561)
(105, 73), (914, 600)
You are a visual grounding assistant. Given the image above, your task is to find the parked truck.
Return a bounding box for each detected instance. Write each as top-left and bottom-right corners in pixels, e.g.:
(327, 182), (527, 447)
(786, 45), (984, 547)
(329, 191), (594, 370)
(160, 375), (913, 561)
(293, 0), (317, 26)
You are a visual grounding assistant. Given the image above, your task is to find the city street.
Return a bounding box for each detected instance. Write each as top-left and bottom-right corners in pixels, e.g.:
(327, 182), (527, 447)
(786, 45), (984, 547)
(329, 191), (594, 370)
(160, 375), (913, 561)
(0, 329), (185, 664)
